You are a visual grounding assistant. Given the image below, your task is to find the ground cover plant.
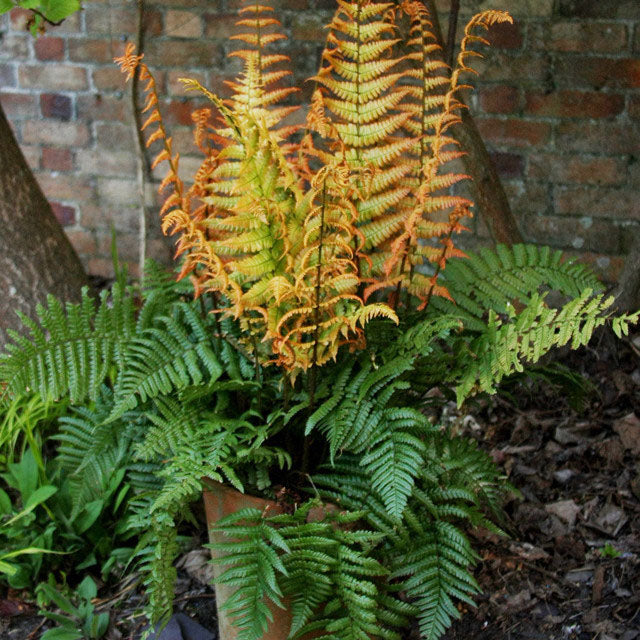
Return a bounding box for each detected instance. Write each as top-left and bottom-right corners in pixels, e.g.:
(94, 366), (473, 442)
(1, 0), (638, 639)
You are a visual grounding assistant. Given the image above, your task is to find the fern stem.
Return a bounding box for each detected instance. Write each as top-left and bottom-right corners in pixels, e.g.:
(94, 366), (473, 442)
(208, 291), (223, 358)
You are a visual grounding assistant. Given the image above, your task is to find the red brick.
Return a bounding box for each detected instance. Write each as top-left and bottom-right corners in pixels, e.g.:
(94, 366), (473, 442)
(206, 73), (238, 98)
(143, 10), (164, 37)
(92, 67), (127, 91)
(36, 174), (94, 203)
(478, 85), (520, 114)
(0, 92), (38, 119)
(476, 118), (552, 148)
(525, 91), (624, 119)
(0, 34), (29, 59)
(556, 0), (640, 20)
(523, 214), (620, 254)
(164, 99), (202, 126)
(165, 10), (202, 38)
(0, 64), (16, 87)
(167, 126), (197, 157)
(203, 14), (237, 40)
(40, 93), (72, 121)
(22, 120), (89, 147)
(145, 0), (202, 7)
(489, 152), (524, 179)
(76, 149), (136, 177)
(41, 147), (73, 172)
(34, 37), (65, 61)
(84, 6), (138, 35)
(81, 203), (139, 233)
(21, 146), (40, 169)
(555, 57), (640, 90)
(76, 94), (128, 121)
(528, 154), (627, 186)
(630, 96), (640, 119)
(9, 7), (31, 30)
(50, 202), (76, 226)
(95, 122), (135, 150)
(530, 21), (628, 53)
(146, 39), (222, 68)
(556, 122), (640, 154)
(503, 181), (550, 215)
(87, 258), (116, 278)
(474, 53), (551, 85)
(68, 39), (126, 63)
(486, 21), (523, 49)
(554, 186), (640, 219)
(45, 11), (81, 34)
(66, 230), (97, 255)
(19, 65), (87, 91)
(96, 231), (140, 262)
(97, 178), (138, 206)
(167, 70), (206, 96)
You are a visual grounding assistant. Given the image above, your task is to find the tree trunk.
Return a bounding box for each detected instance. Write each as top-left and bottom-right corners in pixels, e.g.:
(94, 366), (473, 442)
(0, 103), (88, 346)
(615, 234), (640, 312)
(424, 0), (523, 245)
(453, 109), (523, 244)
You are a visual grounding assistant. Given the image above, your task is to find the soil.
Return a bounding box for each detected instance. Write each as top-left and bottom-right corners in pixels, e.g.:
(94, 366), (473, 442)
(2, 329), (639, 640)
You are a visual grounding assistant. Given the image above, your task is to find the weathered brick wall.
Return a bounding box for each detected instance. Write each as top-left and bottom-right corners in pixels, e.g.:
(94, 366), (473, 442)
(0, 0), (638, 279)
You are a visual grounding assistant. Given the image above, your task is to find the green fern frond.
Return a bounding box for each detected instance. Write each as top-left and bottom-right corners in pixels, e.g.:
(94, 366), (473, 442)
(0, 284), (136, 403)
(392, 520), (478, 640)
(455, 289), (628, 404)
(209, 508), (289, 640)
(110, 302), (223, 419)
(430, 244), (604, 332)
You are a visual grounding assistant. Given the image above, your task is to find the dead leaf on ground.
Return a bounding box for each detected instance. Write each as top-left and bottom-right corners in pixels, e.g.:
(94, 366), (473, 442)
(175, 550), (215, 586)
(613, 413), (640, 455)
(508, 541), (551, 561)
(595, 437), (625, 467)
(545, 500), (581, 527)
(594, 503), (627, 537)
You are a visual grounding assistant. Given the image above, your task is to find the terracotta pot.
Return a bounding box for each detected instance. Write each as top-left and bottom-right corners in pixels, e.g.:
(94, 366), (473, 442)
(202, 479), (292, 640)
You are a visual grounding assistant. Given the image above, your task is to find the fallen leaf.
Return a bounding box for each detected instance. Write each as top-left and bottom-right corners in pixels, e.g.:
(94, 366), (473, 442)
(594, 503), (627, 536)
(595, 437), (625, 467)
(545, 500), (581, 527)
(613, 413), (640, 455)
(508, 542), (550, 561)
(175, 549), (215, 586)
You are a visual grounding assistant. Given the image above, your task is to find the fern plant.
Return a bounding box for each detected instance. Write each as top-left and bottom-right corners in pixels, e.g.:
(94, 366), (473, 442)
(1, 0), (638, 639)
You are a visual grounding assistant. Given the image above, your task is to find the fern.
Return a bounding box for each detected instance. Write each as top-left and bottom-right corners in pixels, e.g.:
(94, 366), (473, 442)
(455, 289), (633, 405)
(312, 435), (509, 640)
(110, 302), (223, 419)
(209, 508), (289, 640)
(430, 244), (605, 332)
(0, 284), (135, 403)
(304, 355), (433, 519)
(55, 386), (142, 517)
(211, 502), (405, 640)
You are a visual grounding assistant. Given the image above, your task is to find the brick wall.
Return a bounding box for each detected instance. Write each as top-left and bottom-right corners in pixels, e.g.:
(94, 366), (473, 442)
(0, 0), (638, 280)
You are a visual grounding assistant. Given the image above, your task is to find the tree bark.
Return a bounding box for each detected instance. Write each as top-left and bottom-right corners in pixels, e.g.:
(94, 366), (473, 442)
(424, 0), (523, 245)
(615, 233), (640, 312)
(0, 103), (88, 346)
